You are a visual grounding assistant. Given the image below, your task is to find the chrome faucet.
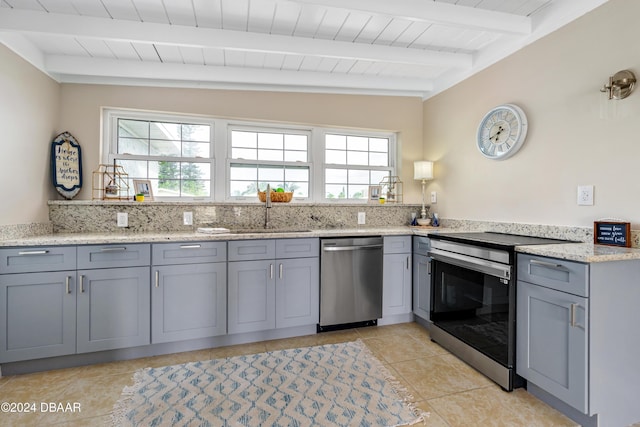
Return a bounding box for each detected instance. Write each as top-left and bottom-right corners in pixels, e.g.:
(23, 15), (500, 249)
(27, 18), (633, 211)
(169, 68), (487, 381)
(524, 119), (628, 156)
(265, 184), (272, 229)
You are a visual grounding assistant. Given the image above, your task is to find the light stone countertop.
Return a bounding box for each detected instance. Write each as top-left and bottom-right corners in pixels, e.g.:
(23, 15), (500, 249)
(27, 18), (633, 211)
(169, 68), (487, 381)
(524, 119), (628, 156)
(515, 242), (640, 263)
(3, 226), (640, 263)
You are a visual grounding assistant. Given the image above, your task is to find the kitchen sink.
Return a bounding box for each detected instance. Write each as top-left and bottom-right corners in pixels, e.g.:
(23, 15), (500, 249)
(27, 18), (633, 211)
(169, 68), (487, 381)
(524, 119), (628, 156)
(230, 228), (314, 234)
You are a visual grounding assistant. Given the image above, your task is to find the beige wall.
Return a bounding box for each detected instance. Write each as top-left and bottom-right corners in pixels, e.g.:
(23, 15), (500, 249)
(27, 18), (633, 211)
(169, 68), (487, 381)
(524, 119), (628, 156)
(58, 85), (424, 202)
(423, 0), (640, 228)
(0, 45), (60, 226)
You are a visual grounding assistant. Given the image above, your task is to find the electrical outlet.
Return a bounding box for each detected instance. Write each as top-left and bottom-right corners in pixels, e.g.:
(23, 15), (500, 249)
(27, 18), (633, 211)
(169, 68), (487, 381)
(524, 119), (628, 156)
(117, 212), (128, 227)
(357, 212), (366, 225)
(183, 211), (193, 226)
(577, 185), (594, 206)
(430, 191), (437, 204)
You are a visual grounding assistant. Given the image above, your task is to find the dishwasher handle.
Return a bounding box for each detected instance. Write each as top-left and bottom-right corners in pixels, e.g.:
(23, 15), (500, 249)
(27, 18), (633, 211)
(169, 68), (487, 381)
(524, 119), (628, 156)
(323, 244), (383, 252)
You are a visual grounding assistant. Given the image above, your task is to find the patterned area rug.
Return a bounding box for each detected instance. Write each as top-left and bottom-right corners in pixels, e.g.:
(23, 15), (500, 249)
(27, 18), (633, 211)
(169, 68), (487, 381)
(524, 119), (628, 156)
(112, 340), (426, 426)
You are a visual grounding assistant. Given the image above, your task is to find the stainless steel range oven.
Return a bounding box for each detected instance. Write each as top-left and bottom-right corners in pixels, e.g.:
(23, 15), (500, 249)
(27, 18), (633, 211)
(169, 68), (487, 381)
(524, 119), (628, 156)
(428, 232), (571, 391)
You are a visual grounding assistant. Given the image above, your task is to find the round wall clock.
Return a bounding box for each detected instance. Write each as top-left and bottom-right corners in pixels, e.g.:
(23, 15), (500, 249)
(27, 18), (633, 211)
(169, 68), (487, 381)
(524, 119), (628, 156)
(476, 104), (528, 160)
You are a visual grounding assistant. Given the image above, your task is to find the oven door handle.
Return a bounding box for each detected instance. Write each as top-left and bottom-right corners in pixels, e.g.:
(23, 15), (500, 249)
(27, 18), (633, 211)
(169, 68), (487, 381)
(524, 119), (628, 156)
(429, 248), (511, 280)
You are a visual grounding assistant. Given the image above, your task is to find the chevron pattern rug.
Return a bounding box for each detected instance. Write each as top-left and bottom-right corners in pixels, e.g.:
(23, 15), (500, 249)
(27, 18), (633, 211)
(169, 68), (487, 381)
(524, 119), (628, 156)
(111, 340), (426, 426)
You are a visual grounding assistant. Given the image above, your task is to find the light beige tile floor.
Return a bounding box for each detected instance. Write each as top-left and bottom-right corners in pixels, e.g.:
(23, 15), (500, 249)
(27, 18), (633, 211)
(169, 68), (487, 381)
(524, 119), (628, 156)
(0, 322), (580, 426)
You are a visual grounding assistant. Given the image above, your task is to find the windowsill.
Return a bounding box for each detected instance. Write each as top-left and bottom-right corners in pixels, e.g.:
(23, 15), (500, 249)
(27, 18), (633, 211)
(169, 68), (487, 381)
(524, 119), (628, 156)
(48, 200), (421, 208)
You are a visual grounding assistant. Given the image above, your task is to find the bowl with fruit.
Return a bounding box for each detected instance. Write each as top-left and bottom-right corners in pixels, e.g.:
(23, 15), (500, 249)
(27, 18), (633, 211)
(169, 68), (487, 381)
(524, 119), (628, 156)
(258, 187), (293, 203)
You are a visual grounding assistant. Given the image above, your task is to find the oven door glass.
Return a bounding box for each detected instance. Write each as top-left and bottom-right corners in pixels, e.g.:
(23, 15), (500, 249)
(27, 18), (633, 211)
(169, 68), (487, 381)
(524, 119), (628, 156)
(430, 258), (513, 367)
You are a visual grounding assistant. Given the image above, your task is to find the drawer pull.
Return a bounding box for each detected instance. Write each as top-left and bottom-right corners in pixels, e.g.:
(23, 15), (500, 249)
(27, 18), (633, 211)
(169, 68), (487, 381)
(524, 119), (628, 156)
(279, 263), (283, 279)
(529, 259), (568, 271)
(18, 250), (49, 255)
(155, 270), (159, 288)
(100, 247), (127, 252)
(180, 244), (202, 249)
(270, 264), (274, 280)
(65, 276), (71, 294)
(79, 275), (85, 293)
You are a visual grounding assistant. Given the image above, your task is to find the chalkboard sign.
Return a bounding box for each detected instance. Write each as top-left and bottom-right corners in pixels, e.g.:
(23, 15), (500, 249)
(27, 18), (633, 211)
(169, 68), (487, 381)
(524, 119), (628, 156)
(594, 221), (631, 247)
(51, 132), (82, 199)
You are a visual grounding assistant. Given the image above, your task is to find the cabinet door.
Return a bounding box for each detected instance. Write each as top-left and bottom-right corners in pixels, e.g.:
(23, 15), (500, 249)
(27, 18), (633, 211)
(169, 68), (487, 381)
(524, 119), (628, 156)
(383, 253), (412, 316)
(77, 267), (150, 353)
(276, 258), (319, 329)
(517, 281), (588, 413)
(228, 260), (275, 334)
(0, 271), (76, 363)
(152, 263), (227, 343)
(412, 253), (431, 321)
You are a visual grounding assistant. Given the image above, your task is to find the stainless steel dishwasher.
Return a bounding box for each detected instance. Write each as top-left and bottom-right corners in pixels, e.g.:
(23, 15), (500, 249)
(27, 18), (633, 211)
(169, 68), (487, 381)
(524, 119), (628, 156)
(319, 236), (383, 331)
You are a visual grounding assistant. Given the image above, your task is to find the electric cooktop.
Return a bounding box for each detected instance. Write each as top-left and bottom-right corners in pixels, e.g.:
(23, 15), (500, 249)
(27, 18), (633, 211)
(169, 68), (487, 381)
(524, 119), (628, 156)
(429, 232), (574, 248)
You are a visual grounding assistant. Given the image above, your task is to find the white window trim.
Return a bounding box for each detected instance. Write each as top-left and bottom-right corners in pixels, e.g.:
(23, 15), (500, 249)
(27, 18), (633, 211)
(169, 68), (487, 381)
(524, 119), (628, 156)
(225, 123), (313, 202)
(103, 108), (216, 201)
(103, 109), (397, 204)
(317, 128), (397, 203)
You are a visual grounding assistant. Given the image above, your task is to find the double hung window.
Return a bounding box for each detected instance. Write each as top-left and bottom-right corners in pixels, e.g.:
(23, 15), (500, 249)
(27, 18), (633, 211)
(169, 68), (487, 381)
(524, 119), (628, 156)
(228, 127), (311, 198)
(108, 111), (214, 199)
(324, 133), (392, 200)
(104, 109), (395, 202)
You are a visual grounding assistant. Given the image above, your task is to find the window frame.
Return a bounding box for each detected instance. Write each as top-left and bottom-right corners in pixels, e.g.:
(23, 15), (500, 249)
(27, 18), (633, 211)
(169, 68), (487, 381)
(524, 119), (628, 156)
(318, 129), (396, 203)
(225, 124), (313, 202)
(103, 109), (397, 203)
(104, 109), (216, 201)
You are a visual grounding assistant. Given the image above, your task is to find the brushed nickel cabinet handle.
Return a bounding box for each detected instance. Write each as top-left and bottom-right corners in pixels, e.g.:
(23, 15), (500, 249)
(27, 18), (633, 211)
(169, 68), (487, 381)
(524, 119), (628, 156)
(407, 256), (410, 269)
(100, 247), (127, 252)
(180, 244), (201, 249)
(270, 264), (274, 280)
(279, 263), (283, 279)
(66, 276), (71, 294)
(155, 271), (159, 288)
(79, 275), (85, 293)
(18, 250), (49, 255)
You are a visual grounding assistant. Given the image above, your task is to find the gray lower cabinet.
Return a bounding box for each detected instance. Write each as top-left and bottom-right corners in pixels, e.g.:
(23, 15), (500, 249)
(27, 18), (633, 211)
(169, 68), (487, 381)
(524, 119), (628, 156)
(228, 238), (319, 334)
(152, 263), (227, 343)
(412, 236), (431, 321)
(0, 271), (77, 363)
(76, 244), (151, 353)
(151, 242), (227, 343)
(382, 236), (412, 317)
(517, 280), (588, 412)
(0, 246), (77, 363)
(228, 259), (276, 334)
(77, 266), (150, 353)
(276, 257), (319, 329)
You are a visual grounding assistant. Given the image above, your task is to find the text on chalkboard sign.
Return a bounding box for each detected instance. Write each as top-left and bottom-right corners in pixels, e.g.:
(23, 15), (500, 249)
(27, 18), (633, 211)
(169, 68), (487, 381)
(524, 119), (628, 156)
(594, 221), (631, 247)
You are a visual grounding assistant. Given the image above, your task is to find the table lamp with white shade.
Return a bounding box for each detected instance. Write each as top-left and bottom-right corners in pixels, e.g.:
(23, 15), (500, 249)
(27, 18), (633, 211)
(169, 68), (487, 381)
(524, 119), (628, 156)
(414, 161), (434, 221)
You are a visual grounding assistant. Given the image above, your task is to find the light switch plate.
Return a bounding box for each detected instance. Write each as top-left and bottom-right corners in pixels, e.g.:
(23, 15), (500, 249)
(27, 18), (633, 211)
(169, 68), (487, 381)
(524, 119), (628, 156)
(577, 185), (594, 206)
(183, 211), (193, 225)
(117, 212), (128, 227)
(430, 191), (437, 203)
(357, 212), (366, 225)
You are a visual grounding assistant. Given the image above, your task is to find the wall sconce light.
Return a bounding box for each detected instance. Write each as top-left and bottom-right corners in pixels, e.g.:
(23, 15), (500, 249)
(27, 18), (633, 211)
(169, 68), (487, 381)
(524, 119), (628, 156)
(600, 70), (636, 100)
(414, 160), (434, 220)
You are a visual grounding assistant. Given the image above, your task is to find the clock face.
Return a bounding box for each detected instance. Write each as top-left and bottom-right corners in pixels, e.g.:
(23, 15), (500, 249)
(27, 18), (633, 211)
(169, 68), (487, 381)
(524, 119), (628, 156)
(476, 104), (528, 160)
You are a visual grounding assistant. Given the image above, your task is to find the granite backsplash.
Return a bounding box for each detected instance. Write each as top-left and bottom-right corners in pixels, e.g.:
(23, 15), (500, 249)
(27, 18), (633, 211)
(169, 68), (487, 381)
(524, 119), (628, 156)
(47, 201), (425, 233)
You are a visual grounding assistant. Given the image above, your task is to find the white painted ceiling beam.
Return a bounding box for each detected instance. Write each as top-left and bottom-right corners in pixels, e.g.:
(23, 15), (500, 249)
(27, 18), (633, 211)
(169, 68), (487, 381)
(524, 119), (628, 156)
(44, 55), (435, 93)
(0, 8), (472, 69)
(289, 0), (532, 35)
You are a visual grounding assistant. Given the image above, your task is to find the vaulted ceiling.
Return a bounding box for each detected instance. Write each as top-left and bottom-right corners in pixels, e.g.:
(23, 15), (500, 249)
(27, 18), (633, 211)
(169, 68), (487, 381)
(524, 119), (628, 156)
(0, 0), (608, 98)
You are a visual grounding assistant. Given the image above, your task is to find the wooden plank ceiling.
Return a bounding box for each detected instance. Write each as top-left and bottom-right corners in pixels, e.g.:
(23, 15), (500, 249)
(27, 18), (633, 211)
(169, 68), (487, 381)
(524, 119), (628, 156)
(0, 0), (608, 98)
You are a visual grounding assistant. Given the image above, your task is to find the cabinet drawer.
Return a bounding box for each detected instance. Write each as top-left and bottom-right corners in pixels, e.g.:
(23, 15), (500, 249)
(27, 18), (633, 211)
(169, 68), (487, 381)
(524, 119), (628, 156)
(228, 240), (276, 261)
(276, 238), (319, 259)
(152, 241), (227, 265)
(413, 236), (431, 256)
(517, 254), (589, 297)
(77, 244), (151, 269)
(384, 235), (412, 254)
(0, 246), (76, 274)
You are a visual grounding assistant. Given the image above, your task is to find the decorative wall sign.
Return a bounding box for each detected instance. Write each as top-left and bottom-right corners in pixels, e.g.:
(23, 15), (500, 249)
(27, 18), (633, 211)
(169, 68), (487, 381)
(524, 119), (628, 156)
(51, 132), (82, 199)
(594, 221), (631, 247)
